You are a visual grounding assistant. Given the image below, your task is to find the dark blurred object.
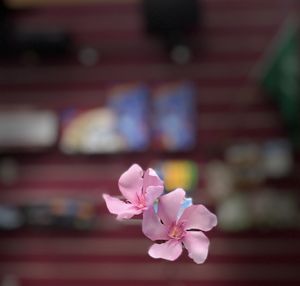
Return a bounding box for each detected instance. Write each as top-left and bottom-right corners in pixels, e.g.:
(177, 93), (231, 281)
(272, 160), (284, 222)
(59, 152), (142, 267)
(1, 274), (20, 286)
(262, 139), (293, 178)
(0, 186), (96, 232)
(22, 198), (96, 231)
(225, 143), (265, 188)
(142, 0), (199, 63)
(261, 20), (300, 148)
(205, 160), (234, 203)
(143, 0), (198, 35)
(217, 190), (299, 232)
(22, 203), (52, 228)
(206, 139), (297, 232)
(50, 198), (96, 230)
(0, 157), (19, 186)
(0, 205), (23, 230)
(225, 140), (293, 183)
(0, 0), (72, 60)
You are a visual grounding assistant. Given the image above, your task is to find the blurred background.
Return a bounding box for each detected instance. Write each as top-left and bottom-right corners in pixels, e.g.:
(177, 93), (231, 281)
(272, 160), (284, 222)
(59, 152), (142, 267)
(0, 0), (300, 285)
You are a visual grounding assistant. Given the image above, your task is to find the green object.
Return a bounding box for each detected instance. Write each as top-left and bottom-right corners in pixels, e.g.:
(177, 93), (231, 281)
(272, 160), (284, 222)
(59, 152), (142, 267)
(261, 19), (300, 148)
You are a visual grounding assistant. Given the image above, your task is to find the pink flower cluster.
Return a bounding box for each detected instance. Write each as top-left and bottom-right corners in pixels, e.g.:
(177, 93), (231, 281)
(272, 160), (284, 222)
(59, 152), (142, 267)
(103, 164), (217, 263)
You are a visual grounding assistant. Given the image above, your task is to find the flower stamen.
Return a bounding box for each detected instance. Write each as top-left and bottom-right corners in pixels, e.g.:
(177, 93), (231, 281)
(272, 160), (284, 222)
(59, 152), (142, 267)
(168, 224), (185, 240)
(136, 194), (147, 210)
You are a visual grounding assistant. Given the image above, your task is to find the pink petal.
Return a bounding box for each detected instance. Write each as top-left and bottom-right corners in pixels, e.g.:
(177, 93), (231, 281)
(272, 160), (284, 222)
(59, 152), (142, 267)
(102, 194), (141, 220)
(142, 207), (168, 241)
(116, 207), (142, 220)
(148, 240), (182, 261)
(183, 231), (210, 264)
(144, 186), (164, 207)
(118, 164), (144, 202)
(158, 188), (186, 226)
(143, 168), (163, 191)
(179, 205), (218, 231)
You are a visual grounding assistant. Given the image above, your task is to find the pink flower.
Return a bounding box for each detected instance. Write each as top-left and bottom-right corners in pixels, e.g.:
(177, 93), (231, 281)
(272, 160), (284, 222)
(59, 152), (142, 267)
(142, 188), (217, 263)
(103, 164), (164, 220)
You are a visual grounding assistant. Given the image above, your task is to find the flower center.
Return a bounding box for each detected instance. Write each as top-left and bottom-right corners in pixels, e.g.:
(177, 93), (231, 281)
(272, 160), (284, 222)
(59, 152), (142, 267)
(168, 224), (185, 240)
(136, 194), (147, 210)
